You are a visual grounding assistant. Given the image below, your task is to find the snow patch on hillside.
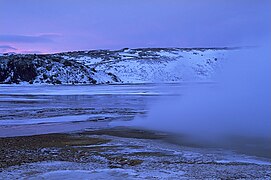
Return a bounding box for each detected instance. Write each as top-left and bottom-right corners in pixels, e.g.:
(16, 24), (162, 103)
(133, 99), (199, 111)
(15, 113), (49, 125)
(91, 49), (227, 83)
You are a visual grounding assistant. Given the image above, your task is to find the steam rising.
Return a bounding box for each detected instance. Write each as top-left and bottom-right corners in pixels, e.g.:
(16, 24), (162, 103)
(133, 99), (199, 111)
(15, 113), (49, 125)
(126, 46), (271, 143)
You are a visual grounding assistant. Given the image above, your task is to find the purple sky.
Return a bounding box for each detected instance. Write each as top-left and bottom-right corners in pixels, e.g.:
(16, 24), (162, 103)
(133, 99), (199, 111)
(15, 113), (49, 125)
(0, 0), (270, 53)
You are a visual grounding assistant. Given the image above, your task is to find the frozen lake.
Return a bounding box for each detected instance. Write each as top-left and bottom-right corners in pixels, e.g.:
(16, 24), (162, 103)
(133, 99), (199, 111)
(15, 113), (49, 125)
(0, 83), (194, 136)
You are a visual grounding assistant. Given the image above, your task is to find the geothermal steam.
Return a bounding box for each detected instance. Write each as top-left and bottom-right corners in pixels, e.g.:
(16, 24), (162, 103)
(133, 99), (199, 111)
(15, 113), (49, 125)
(124, 46), (271, 142)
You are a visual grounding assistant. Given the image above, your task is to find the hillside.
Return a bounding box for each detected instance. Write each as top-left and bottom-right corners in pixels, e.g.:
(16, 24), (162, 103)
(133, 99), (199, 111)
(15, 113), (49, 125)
(0, 48), (231, 85)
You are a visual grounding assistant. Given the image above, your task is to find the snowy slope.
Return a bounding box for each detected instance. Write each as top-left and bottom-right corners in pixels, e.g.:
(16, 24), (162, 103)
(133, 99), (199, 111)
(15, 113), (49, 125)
(0, 48), (232, 85)
(93, 48), (226, 83)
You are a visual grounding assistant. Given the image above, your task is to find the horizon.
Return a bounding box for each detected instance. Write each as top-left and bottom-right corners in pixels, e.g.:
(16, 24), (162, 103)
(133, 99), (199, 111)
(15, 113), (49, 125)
(1, 0), (270, 54)
(0, 46), (244, 55)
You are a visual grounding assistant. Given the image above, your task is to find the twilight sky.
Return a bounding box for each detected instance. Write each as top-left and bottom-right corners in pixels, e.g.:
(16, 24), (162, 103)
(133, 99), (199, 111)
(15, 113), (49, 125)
(0, 0), (270, 53)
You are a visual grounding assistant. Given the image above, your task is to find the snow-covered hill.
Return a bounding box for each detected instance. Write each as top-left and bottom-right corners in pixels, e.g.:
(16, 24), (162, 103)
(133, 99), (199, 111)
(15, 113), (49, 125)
(0, 48), (232, 85)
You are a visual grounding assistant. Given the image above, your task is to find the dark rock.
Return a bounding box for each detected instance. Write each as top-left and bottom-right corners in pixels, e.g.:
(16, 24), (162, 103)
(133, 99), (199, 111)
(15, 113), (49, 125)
(108, 72), (121, 82)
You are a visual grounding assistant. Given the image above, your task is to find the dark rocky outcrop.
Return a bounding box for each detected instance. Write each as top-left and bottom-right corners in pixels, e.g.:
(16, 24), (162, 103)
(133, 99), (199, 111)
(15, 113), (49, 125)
(0, 54), (110, 84)
(0, 56), (37, 84)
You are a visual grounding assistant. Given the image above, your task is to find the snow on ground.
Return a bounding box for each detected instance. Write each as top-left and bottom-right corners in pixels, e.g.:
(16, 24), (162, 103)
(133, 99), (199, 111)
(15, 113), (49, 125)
(0, 48), (232, 85)
(92, 49), (227, 83)
(62, 55), (103, 66)
(0, 161), (186, 180)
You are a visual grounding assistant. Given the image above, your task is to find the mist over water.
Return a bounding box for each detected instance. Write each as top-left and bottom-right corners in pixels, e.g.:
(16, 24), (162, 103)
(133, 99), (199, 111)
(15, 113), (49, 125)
(122, 45), (270, 150)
